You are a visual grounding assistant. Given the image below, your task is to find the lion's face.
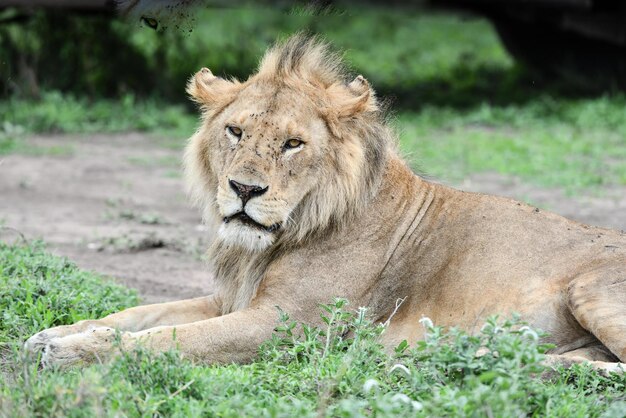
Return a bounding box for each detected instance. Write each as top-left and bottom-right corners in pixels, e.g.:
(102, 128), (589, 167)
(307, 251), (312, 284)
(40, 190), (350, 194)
(185, 36), (386, 253)
(208, 84), (332, 250)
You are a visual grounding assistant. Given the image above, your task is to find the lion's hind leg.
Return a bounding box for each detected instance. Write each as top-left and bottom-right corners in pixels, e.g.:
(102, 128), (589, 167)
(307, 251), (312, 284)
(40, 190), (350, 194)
(566, 263), (626, 363)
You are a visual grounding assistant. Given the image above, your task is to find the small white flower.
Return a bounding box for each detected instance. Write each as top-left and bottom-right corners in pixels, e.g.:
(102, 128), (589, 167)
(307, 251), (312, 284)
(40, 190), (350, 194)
(389, 363), (411, 377)
(362, 379), (379, 394)
(419, 317), (433, 329)
(519, 326), (539, 341)
(411, 401), (424, 411)
(356, 307), (368, 322)
(391, 393), (411, 404)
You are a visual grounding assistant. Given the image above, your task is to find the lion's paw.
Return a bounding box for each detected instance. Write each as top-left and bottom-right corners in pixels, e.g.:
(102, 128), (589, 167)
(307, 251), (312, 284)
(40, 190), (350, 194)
(24, 325), (79, 357)
(40, 327), (122, 369)
(24, 330), (54, 355)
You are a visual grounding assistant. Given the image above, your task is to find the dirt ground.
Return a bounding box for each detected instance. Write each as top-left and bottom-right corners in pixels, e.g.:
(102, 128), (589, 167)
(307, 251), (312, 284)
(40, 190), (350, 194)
(1, 134), (625, 304)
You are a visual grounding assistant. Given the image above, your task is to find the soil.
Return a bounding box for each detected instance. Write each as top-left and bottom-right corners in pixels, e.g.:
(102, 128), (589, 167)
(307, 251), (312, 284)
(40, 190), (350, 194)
(1, 134), (624, 303)
(0, 133), (213, 303)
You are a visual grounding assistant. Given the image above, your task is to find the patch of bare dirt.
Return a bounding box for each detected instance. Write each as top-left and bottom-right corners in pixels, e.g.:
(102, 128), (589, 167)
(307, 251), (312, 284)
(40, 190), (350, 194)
(0, 133), (212, 303)
(1, 134), (624, 304)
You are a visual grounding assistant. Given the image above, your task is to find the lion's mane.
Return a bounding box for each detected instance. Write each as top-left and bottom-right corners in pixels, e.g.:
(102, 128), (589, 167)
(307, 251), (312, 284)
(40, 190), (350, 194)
(184, 35), (396, 313)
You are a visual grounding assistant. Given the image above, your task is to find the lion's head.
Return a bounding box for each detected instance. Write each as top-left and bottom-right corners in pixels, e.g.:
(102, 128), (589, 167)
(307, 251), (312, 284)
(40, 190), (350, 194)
(184, 35), (393, 252)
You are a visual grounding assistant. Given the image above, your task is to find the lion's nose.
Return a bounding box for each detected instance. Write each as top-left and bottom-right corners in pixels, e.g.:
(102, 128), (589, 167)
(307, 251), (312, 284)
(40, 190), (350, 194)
(229, 179), (268, 205)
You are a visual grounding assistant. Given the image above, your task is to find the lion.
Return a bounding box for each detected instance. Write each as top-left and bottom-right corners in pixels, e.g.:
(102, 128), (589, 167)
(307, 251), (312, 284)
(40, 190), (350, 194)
(25, 35), (626, 373)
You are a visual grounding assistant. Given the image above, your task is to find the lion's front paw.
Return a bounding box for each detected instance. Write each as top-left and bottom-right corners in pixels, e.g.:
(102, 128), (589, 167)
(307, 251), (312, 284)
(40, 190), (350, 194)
(40, 327), (124, 369)
(24, 325), (78, 357)
(24, 330), (54, 356)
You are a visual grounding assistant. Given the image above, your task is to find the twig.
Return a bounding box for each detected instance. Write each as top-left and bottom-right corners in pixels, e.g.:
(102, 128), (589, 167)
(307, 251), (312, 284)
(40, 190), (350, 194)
(322, 309), (337, 359)
(0, 226), (28, 244)
(383, 296), (407, 328)
(151, 379), (196, 409)
(168, 379), (195, 399)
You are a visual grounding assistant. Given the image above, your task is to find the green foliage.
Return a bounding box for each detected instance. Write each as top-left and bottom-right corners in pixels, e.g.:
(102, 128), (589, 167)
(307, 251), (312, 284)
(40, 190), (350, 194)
(0, 92), (197, 156)
(0, 92), (196, 136)
(0, 250), (625, 417)
(397, 94), (626, 190)
(122, 9), (514, 107)
(319, 10), (515, 107)
(0, 10), (154, 98)
(1, 7), (512, 105)
(0, 122), (22, 155)
(0, 241), (138, 345)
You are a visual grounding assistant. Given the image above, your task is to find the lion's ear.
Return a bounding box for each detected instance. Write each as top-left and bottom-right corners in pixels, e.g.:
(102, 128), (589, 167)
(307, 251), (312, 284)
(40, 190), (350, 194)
(327, 75), (378, 119)
(186, 68), (238, 108)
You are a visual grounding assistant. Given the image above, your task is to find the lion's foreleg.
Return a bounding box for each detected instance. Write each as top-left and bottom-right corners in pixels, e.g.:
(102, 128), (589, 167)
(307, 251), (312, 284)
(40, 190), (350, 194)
(92, 295), (222, 331)
(25, 295), (221, 356)
(40, 305), (276, 368)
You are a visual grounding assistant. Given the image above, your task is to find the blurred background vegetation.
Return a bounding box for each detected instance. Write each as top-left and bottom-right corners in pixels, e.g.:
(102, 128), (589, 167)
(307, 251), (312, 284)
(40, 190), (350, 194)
(0, 4), (625, 191)
(1, 6), (519, 105)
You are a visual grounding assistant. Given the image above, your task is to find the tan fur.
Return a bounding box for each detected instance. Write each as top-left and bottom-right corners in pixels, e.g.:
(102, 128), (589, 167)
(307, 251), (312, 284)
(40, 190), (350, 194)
(26, 35), (626, 373)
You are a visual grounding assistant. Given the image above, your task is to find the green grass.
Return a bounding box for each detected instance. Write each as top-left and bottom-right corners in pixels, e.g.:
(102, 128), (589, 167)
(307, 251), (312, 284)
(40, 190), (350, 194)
(0, 91), (197, 156)
(0, 92), (197, 156)
(396, 95), (626, 192)
(320, 11), (515, 106)
(0, 242), (138, 345)
(1, 242), (626, 417)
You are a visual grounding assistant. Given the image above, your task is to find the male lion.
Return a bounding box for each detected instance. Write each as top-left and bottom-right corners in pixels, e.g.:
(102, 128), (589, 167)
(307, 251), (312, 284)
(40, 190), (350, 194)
(26, 35), (626, 372)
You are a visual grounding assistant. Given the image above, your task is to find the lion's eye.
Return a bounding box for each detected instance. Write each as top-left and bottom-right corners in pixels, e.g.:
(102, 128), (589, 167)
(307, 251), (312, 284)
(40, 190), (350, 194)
(284, 138), (303, 150)
(141, 16), (159, 30)
(226, 126), (242, 139)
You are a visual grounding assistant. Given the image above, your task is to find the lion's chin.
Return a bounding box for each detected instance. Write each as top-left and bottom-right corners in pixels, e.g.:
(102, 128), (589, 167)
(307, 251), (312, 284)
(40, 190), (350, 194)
(218, 222), (275, 252)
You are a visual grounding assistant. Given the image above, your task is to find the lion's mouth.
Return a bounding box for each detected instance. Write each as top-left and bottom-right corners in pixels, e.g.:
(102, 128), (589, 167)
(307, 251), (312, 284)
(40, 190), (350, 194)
(223, 212), (281, 233)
